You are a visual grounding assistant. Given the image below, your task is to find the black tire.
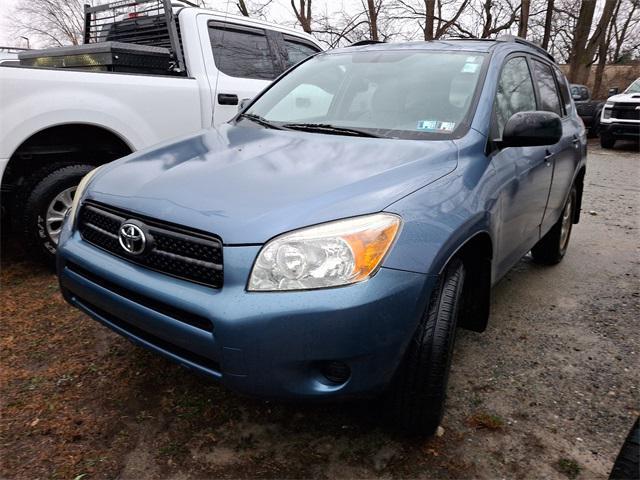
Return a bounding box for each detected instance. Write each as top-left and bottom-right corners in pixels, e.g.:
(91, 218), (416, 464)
(610, 418), (639, 480)
(21, 164), (95, 268)
(387, 258), (466, 436)
(531, 185), (577, 265)
(588, 114), (601, 138)
(601, 134), (616, 149)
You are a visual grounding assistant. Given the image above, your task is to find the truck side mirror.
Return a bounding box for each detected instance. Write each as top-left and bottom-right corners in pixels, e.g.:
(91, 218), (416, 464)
(608, 87), (619, 96)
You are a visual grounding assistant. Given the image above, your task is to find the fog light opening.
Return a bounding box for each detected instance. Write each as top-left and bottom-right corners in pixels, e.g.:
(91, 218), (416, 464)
(321, 361), (351, 384)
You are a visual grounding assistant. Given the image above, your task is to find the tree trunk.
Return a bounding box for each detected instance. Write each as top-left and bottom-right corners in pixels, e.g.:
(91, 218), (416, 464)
(518, 0), (530, 38)
(291, 0), (313, 34)
(236, 0), (249, 17)
(424, 0), (435, 40)
(481, 0), (493, 38)
(541, 0), (554, 50)
(366, 0), (379, 41)
(568, 0), (618, 84)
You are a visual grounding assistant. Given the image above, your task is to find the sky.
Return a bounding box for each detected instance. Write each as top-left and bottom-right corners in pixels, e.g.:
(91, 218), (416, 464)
(0, 0), (20, 47)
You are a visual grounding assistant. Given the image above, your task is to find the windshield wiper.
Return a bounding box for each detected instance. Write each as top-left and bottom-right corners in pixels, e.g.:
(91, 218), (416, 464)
(281, 123), (382, 138)
(238, 113), (282, 130)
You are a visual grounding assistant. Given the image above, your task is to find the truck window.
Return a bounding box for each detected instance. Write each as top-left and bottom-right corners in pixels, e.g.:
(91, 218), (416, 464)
(209, 24), (277, 80)
(533, 60), (561, 115)
(283, 38), (320, 69)
(493, 57), (537, 140)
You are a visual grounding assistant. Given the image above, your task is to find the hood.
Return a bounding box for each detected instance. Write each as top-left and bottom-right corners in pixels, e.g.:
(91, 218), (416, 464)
(87, 124), (458, 244)
(607, 92), (640, 103)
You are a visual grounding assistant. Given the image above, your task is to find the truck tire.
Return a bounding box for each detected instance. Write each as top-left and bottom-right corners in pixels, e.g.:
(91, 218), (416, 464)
(600, 134), (616, 149)
(387, 258), (466, 436)
(610, 418), (639, 480)
(21, 164), (95, 268)
(531, 185), (576, 265)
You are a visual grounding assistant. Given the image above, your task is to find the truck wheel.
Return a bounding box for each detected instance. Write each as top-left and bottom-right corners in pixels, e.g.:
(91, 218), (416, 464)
(610, 418), (639, 480)
(387, 258), (466, 436)
(22, 164), (95, 268)
(600, 135), (616, 149)
(531, 185), (577, 265)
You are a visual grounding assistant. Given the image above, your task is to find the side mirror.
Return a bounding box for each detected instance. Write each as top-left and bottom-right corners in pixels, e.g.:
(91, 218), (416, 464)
(501, 111), (562, 148)
(238, 98), (252, 112)
(572, 93), (582, 101)
(608, 87), (619, 96)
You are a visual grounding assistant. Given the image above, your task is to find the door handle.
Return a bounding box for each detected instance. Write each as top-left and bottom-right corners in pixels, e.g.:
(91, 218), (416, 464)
(572, 136), (580, 148)
(544, 150), (553, 166)
(218, 93), (239, 105)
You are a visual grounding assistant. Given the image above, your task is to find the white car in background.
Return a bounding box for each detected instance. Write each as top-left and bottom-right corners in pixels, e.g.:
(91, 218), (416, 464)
(0, 0), (321, 265)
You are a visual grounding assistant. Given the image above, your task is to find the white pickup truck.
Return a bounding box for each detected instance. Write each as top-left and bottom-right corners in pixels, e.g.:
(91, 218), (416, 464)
(0, 0), (321, 265)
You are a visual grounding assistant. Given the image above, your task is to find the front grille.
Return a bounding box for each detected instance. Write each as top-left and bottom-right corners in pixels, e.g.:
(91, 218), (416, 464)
(78, 202), (223, 288)
(612, 104), (640, 121)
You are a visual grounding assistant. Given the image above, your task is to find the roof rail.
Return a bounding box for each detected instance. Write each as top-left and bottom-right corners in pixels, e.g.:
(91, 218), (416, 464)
(496, 34), (555, 62)
(349, 40), (387, 47)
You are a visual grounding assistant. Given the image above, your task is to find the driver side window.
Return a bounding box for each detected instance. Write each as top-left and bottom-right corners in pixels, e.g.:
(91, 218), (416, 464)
(493, 57), (537, 140)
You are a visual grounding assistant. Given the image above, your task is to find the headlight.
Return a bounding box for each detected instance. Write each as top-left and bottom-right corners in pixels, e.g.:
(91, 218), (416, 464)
(602, 102), (614, 120)
(68, 166), (103, 226)
(248, 213), (401, 291)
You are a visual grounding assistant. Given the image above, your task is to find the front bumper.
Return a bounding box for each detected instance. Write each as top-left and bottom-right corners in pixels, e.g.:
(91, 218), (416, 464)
(57, 225), (433, 400)
(600, 121), (640, 139)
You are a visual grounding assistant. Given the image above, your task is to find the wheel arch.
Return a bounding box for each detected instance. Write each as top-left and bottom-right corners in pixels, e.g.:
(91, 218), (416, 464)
(2, 123), (134, 194)
(440, 231), (494, 333)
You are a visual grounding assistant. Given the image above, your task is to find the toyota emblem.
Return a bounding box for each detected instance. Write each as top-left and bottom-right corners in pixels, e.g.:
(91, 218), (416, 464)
(118, 223), (146, 255)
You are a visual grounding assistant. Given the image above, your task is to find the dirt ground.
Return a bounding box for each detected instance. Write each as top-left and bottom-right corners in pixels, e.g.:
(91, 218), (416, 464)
(1, 139), (638, 480)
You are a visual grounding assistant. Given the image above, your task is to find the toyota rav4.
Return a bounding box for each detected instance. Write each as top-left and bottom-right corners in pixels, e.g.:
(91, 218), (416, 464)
(57, 36), (587, 435)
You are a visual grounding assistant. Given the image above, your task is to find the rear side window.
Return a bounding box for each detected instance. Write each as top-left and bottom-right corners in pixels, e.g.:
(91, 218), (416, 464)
(493, 57), (537, 140)
(554, 66), (571, 115)
(284, 38), (320, 69)
(533, 60), (561, 115)
(209, 25), (277, 80)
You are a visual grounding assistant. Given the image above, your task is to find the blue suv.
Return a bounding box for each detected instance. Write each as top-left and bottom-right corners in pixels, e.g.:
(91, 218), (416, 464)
(57, 36), (587, 435)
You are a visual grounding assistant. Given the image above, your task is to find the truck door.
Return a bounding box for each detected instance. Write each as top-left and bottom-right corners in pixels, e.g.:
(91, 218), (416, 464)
(207, 22), (279, 125)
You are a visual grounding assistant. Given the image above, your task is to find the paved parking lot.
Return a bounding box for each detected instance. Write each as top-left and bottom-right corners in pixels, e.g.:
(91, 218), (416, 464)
(1, 140), (638, 479)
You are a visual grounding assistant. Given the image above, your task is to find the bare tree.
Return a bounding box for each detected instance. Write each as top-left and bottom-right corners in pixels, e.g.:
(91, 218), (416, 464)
(541, 0), (554, 49)
(8, 0), (85, 47)
(365, 0), (380, 41)
(568, 0), (618, 84)
(393, 0), (470, 40)
(237, 0), (250, 16)
(611, 0), (640, 62)
(291, 0), (313, 34)
(518, 0), (530, 38)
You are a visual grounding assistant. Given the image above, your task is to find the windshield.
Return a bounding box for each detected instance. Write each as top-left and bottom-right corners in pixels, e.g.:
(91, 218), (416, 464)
(242, 50), (487, 140)
(624, 78), (640, 94)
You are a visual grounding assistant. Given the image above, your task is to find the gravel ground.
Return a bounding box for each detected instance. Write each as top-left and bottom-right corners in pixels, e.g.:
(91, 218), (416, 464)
(1, 139), (638, 479)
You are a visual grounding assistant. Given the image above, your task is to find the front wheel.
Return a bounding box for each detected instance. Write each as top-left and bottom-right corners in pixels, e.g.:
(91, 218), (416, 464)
(600, 134), (616, 149)
(386, 258), (466, 436)
(21, 164), (95, 268)
(531, 185), (576, 265)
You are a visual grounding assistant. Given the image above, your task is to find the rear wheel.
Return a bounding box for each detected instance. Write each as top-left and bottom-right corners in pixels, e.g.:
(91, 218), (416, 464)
(21, 164), (95, 268)
(531, 185), (576, 265)
(387, 258), (466, 436)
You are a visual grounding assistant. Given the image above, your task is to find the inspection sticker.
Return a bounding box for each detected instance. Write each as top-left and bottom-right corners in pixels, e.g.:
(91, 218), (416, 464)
(416, 120), (456, 132)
